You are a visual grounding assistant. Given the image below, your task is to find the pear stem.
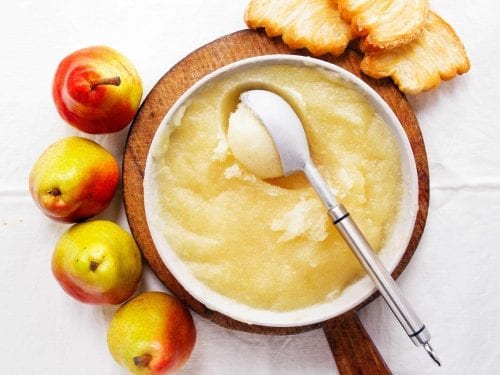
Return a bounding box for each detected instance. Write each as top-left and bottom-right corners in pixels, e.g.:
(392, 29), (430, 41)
(133, 354), (152, 368)
(89, 76), (121, 90)
(48, 188), (61, 196)
(89, 261), (99, 272)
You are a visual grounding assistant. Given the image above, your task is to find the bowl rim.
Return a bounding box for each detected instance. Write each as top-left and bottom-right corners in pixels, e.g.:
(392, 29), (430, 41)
(143, 54), (419, 327)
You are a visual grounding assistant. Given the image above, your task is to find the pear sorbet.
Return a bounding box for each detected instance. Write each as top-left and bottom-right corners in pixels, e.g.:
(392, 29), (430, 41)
(149, 64), (402, 311)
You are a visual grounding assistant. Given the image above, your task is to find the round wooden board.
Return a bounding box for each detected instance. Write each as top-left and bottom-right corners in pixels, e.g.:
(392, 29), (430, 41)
(123, 30), (429, 336)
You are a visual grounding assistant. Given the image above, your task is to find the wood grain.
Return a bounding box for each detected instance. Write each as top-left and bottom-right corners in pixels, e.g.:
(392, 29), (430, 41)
(123, 30), (428, 373)
(324, 312), (392, 374)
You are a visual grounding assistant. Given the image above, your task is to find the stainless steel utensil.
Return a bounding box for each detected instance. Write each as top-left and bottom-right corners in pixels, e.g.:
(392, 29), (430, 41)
(240, 89), (440, 366)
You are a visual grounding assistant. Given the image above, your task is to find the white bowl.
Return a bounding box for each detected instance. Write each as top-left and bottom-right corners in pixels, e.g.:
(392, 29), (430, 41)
(144, 55), (419, 327)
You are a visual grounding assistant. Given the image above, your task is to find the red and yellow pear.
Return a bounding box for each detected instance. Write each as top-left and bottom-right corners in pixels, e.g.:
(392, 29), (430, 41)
(107, 292), (196, 374)
(29, 136), (119, 223)
(52, 46), (142, 134)
(52, 220), (142, 304)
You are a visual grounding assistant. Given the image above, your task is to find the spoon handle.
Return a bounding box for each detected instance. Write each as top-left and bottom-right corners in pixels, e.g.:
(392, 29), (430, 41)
(328, 204), (430, 342)
(303, 163), (439, 365)
(330, 204), (440, 365)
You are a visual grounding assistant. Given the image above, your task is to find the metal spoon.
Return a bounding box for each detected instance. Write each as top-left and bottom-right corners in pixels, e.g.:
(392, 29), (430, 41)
(240, 89), (441, 366)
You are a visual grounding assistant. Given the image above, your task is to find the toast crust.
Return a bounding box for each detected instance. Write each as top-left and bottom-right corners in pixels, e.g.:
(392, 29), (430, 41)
(338, 0), (429, 52)
(245, 0), (353, 56)
(360, 11), (470, 94)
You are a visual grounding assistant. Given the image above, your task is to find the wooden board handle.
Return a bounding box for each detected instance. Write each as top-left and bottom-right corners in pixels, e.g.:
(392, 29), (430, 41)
(323, 312), (392, 374)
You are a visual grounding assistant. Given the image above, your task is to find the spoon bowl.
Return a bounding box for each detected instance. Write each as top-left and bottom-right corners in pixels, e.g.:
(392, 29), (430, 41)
(240, 90), (311, 176)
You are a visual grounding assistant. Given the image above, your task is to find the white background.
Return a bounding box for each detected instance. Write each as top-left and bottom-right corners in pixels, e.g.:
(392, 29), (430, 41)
(1, 1), (499, 374)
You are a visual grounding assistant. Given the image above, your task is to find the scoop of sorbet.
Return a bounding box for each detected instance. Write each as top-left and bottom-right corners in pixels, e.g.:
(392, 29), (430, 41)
(227, 101), (284, 179)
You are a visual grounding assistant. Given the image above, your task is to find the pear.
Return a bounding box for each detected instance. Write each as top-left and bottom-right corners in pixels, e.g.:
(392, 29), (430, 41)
(107, 292), (196, 374)
(52, 220), (142, 304)
(52, 46), (143, 134)
(29, 136), (119, 222)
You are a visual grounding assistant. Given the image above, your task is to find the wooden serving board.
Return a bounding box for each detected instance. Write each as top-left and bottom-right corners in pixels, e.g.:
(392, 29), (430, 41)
(123, 30), (429, 374)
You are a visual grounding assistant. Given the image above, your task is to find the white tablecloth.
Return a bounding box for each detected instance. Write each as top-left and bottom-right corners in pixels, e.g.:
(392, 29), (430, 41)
(1, 1), (499, 374)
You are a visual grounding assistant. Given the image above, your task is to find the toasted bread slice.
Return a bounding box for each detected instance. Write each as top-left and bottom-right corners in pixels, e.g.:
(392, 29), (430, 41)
(360, 11), (470, 94)
(245, 0), (353, 56)
(338, 0), (428, 51)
